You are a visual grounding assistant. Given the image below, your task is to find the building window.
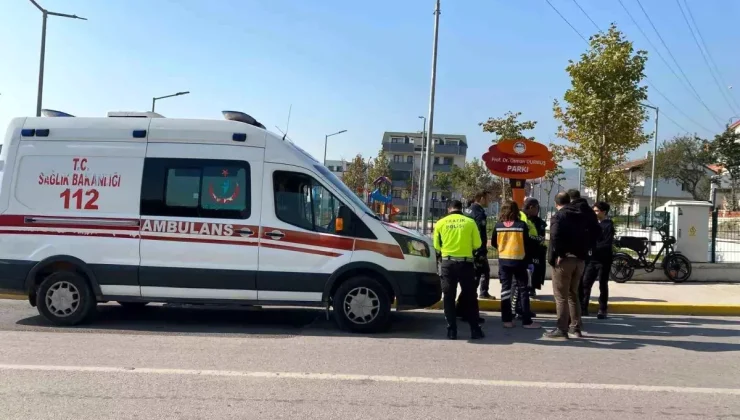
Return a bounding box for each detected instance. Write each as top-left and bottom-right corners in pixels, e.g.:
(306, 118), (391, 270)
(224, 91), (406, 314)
(327, 166), (335, 172)
(141, 158), (251, 219)
(446, 140), (459, 146)
(431, 192), (438, 200)
(443, 157), (453, 165)
(391, 137), (404, 144)
(433, 138), (443, 145)
(392, 189), (403, 198)
(406, 155), (413, 163)
(434, 157), (440, 165)
(273, 171), (345, 234)
(393, 155), (403, 162)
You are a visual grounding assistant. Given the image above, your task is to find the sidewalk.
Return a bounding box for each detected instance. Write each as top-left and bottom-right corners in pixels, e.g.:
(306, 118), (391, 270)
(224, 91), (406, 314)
(430, 281), (740, 316)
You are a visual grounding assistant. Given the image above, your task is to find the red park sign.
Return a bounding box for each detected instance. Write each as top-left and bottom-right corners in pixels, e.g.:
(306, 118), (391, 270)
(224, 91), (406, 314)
(482, 139), (556, 179)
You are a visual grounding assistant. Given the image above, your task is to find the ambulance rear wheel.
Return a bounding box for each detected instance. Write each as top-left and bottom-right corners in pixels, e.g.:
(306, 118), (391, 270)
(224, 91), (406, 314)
(36, 271), (96, 326)
(333, 276), (391, 333)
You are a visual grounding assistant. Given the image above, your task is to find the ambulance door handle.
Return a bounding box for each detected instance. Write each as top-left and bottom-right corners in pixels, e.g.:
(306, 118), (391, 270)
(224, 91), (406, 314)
(265, 230), (285, 240)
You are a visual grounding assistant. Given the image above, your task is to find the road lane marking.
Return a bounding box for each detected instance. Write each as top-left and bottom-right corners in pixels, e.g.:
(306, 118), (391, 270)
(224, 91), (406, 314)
(0, 363), (739, 395)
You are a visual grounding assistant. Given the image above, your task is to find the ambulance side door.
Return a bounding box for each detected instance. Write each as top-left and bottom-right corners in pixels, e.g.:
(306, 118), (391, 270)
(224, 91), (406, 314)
(138, 143), (263, 300)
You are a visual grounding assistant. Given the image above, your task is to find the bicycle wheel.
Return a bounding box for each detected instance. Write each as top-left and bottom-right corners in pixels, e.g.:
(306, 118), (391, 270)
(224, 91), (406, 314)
(664, 254), (692, 283)
(610, 254), (634, 283)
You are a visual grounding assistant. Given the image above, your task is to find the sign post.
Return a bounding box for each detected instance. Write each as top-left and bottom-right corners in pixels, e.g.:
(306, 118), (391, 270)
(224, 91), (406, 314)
(482, 139), (556, 208)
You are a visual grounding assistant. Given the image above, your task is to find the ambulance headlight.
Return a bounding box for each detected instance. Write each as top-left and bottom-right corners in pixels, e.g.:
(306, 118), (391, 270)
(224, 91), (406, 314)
(390, 233), (430, 257)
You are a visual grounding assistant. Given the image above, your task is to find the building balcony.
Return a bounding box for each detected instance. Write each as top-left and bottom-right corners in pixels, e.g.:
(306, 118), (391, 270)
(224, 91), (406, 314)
(432, 164), (454, 173)
(382, 143), (467, 156)
(390, 161), (414, 171)
(434, 144), (467, 156)
(382, 143), (415, 153)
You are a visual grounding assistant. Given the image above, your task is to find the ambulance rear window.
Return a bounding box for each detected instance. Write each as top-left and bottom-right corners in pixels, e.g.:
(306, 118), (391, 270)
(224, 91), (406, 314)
(141, 158), (251, 219)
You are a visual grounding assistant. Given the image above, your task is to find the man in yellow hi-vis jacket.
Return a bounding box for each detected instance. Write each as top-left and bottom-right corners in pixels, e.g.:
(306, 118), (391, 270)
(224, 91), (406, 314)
(433, 200), (484, 340)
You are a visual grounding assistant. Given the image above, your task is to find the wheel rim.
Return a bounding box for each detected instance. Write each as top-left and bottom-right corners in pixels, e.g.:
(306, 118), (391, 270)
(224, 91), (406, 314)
(612, 258), (632, 280)
(45, 281), (81, 317)
(343, 287), (380, 325)
(667, 257), (690, 280)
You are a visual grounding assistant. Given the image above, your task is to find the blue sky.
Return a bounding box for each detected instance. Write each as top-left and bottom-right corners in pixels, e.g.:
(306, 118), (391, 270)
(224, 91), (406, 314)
(1, 0), (739, 168)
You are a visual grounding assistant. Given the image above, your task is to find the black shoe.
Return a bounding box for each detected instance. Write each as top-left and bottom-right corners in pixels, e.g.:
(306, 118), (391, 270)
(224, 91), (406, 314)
(542, 329), (569, 340)
(568, 328), (583, 338)
(597, 311), (607, 320)
(479, 292), (494, 299)
(447, 328), (457, 340)
(470, 326), (484, 340)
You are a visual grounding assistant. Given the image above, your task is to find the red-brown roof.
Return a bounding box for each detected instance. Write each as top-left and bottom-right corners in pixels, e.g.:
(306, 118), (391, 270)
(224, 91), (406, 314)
(614, 158), (649, 171)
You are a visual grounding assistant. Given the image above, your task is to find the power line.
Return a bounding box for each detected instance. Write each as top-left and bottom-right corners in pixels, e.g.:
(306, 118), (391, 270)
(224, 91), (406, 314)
(544, 0), (714, 136)
(681, 0), (740, 114)
(676, 0), (737, 115)
(545, 0), (588, 43)
(617, 0), (705, 113)
(633, 0), (724, 127)
(644, 100), (690, 133)
(571, 0), (601, 32)
(644, 80), (714, 134)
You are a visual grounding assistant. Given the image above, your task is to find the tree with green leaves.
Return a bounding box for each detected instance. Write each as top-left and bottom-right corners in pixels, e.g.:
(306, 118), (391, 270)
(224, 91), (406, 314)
(713, 128), (740, 210)
(479, 111), (538, 201)
(553, 23), (649, 203)
(543, 143), (567, 202)
(342, 154), (367, 199)
(434, 172), (454, 201)
(655, 135), (714, 201)
(449, 158), (498, 203)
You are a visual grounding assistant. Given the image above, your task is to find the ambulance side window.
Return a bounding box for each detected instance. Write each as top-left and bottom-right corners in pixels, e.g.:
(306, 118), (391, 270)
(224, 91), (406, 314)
(141, 158), (251, 219)
(273, 171), (341, 233)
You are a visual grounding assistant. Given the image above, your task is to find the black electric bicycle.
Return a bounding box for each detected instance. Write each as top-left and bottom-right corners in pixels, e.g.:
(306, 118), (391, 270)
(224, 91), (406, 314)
(610, 223), (692, 283)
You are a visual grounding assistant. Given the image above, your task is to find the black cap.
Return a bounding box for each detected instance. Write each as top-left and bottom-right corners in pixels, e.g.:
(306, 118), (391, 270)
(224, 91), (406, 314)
(524, 197), (539, 209)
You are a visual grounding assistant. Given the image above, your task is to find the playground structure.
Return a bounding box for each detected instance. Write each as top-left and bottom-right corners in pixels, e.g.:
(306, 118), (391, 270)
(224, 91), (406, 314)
(368, 176), (400, 222)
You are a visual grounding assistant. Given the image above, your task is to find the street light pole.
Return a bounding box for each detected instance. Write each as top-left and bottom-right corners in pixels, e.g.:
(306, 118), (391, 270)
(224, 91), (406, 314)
(416, 116), (426, 230)
(323, 130), (347, 166)
(151, 91), (190, 112)
(29, 0), (87, 117)
(420, 0), (441, 235)
(641, 103), (659, 249)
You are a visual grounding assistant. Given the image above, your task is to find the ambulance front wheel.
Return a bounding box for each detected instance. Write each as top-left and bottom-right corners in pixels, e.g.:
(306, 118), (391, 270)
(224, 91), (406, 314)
(333, 276), (392, 333)
(36, 271), (96, 326)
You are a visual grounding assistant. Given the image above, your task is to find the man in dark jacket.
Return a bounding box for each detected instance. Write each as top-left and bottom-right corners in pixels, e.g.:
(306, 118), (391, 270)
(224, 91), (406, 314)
(543, 192), (592, 340)
(567, 189), (601, 251)
(581, 201), (615, 319)
(464, 191), (495, 299)
(523, 198), (547, 295)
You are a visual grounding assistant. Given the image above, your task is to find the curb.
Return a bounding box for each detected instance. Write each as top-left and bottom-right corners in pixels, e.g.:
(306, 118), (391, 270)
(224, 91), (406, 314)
(0, 293), (25, 301)
(428, 299), (740, 317)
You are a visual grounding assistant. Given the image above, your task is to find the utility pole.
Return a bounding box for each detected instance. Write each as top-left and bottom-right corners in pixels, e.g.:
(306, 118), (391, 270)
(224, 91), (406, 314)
(416, 117), (426, 230)
(29, 0), (87, 117)
(420, 0), (441, 235)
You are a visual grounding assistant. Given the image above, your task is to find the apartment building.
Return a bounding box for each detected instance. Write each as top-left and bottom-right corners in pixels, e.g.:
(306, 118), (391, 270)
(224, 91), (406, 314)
(381, 131), (467, 214)
(324, 159), (349, 180)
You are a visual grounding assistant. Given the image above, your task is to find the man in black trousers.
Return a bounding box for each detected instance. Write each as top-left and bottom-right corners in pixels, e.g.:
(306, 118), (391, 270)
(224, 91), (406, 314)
(581, 201), (615, 319)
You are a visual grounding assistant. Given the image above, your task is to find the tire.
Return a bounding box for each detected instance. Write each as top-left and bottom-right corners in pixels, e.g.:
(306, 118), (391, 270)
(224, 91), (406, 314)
(118, 301), (149, 309)
(610, 254), (634, 283)
(664, 254), (692, 283)
(36, 271), (96, 326)
(333, 276), (392, 333)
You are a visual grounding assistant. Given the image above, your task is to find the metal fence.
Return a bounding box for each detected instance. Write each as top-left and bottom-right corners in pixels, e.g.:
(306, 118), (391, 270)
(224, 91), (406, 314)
(710, 211), (740, 263)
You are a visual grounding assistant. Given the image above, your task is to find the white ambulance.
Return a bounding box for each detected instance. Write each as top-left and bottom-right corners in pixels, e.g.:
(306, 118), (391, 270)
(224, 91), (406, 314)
(0, 110), (441, 332)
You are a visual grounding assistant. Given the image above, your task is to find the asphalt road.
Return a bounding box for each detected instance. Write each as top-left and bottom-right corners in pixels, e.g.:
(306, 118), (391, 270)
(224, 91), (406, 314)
(0, 300), (738, 419)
